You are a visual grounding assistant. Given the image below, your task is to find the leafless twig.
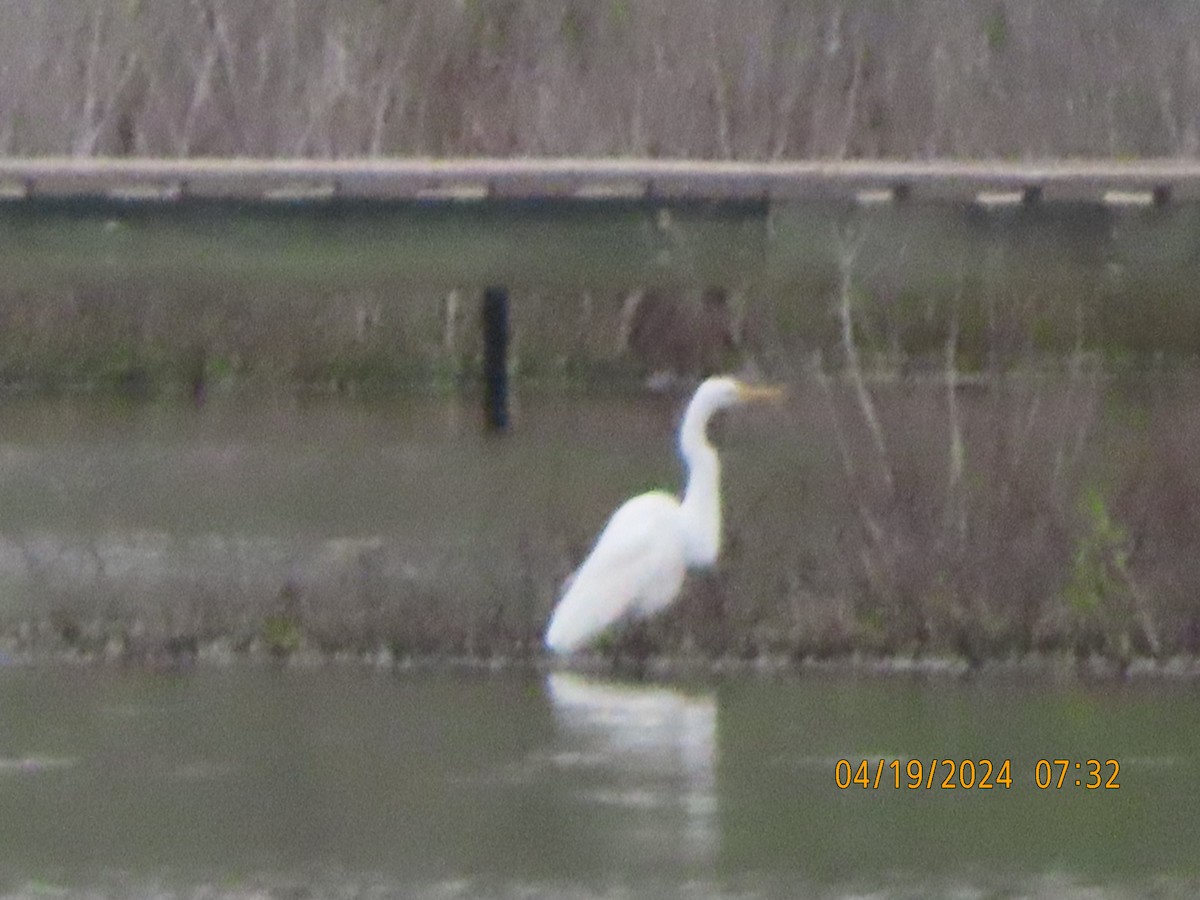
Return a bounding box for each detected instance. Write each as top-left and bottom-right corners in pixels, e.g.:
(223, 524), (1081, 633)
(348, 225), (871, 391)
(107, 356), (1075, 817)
(835, 226), (894, 495)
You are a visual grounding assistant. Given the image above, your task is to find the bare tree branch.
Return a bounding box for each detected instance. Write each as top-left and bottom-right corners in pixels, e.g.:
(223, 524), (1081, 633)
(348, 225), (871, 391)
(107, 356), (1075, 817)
(943, 285), (967, 547)
(834, 32), (865, 159)
(203, 0), (249, 152)
(836, 227), (894, 495)
(707, 1), (732, 159)
(178, 21), (219, 154)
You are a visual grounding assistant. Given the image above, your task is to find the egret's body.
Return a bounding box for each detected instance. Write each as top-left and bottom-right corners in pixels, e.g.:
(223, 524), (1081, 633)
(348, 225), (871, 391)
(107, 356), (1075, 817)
(545, 376), (781, 654)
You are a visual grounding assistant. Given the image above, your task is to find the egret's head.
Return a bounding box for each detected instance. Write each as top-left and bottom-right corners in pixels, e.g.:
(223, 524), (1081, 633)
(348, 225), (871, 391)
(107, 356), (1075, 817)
(692, 376), (785, 415)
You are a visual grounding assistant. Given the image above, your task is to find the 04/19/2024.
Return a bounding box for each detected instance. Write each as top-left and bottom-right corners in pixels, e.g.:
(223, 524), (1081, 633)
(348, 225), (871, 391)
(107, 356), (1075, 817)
(834, 758), (1121, 790)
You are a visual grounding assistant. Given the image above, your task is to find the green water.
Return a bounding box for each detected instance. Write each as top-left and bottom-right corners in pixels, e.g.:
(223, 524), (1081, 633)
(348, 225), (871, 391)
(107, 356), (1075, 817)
(0, 198), (768, 293)
(4, 196), (1200, 371)
(0, 667), (1196, 898)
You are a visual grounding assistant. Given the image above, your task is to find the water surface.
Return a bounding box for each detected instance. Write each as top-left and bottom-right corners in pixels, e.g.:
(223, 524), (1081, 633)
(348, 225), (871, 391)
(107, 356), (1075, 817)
(1, 667), (1196, 898)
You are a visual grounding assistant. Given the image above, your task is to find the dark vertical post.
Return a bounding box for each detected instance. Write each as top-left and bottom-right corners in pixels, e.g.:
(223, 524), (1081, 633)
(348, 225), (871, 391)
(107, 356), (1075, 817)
(482, 286), (510, 431)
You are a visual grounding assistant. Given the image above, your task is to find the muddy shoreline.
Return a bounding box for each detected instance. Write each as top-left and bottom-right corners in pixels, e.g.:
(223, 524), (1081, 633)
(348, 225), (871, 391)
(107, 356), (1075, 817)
(3, 624), (1198, 682)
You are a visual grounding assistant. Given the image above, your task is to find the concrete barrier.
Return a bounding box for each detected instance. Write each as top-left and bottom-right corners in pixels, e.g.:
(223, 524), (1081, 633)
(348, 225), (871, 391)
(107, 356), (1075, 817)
(1, 157), (1199, 206)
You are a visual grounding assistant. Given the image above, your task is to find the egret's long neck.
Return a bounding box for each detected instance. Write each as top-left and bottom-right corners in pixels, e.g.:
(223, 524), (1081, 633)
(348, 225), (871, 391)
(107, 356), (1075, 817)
(679, 401), (721, 567)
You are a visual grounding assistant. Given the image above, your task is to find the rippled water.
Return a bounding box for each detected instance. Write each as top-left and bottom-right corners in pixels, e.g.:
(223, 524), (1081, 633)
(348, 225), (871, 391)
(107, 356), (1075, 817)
(1, 667), (1197, 898)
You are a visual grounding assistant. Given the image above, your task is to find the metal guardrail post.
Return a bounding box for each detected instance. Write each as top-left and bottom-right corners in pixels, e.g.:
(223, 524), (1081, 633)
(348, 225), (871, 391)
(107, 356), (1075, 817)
(482, 286), (510, 432)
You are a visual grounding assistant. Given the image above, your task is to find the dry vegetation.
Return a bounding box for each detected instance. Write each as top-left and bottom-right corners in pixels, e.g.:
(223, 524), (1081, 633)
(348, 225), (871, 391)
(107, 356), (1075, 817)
(2, 0), (1200, 160)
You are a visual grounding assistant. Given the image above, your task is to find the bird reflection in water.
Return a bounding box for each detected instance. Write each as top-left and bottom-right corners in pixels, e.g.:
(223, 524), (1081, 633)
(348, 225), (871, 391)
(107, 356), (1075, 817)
(545, 672), (718, 866)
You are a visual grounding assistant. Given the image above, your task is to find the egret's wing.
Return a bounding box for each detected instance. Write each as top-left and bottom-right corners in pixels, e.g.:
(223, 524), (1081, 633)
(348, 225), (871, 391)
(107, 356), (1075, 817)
(545, 492), (687, 653)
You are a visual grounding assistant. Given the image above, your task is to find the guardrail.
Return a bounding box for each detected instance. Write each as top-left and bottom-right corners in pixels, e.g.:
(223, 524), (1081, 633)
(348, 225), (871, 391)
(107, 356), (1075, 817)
(0, 157), (1197, 205)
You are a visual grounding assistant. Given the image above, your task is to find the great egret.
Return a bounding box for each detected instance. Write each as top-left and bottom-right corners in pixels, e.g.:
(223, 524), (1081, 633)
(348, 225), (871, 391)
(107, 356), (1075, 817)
(545, 376), (784, 654)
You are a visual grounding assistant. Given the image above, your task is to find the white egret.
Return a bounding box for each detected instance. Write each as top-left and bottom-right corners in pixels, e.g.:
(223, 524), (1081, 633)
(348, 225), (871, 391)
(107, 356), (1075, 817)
(545, 376), (784, 654)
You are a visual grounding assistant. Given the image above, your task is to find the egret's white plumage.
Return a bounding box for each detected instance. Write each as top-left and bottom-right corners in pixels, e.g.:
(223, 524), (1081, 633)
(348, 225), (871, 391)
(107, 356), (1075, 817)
(545, 376), (783, 654)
